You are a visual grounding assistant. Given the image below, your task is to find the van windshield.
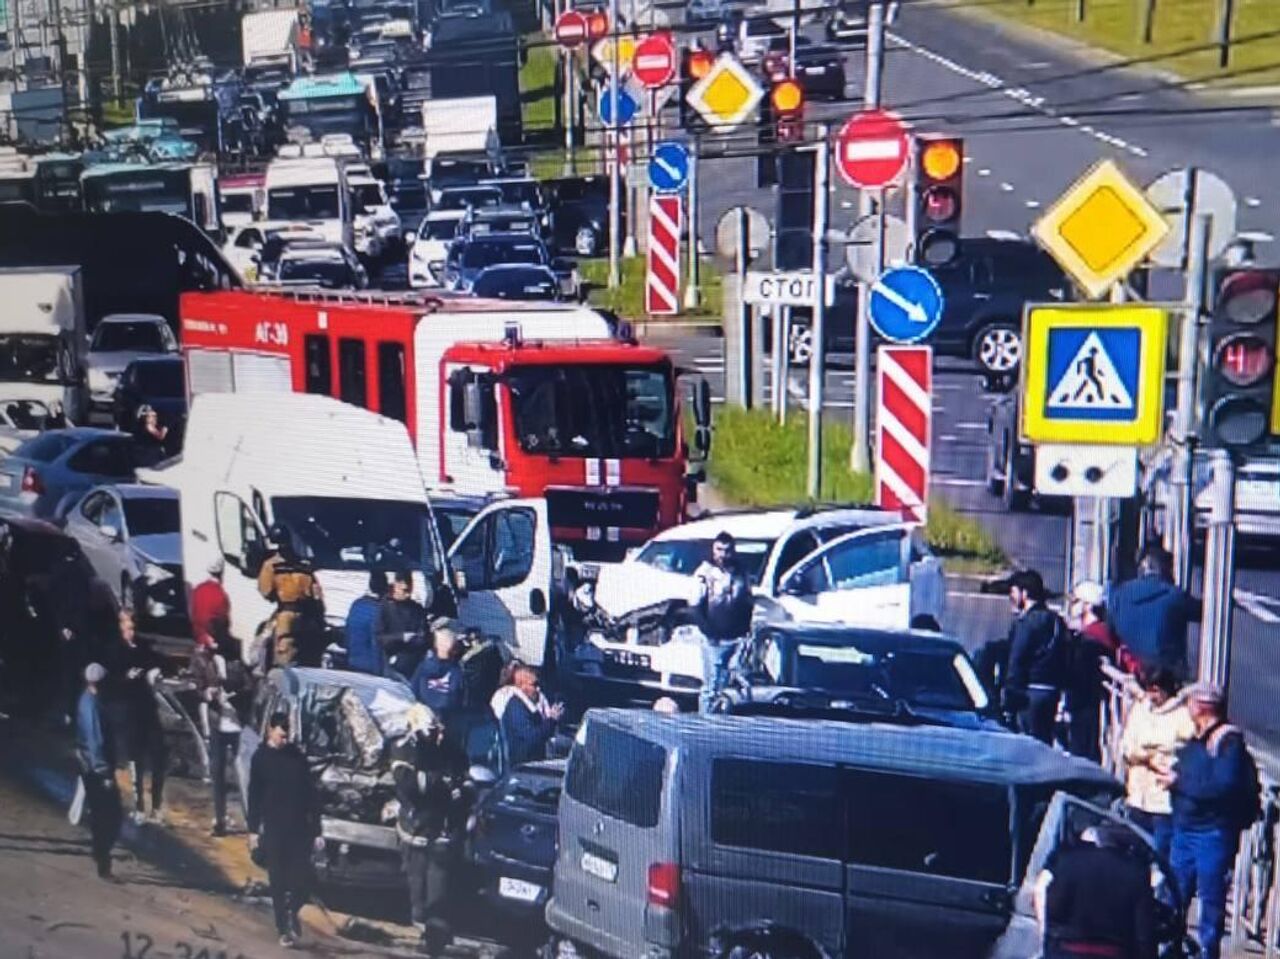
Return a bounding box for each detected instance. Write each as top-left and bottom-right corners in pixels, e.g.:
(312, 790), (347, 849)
(271, 496), (434, 573)
(268, 185), (341, 220)
(0, 335), (62, 384)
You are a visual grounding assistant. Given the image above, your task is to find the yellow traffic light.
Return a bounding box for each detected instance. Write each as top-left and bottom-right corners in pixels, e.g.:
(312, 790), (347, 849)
(921, 139), (961, 181)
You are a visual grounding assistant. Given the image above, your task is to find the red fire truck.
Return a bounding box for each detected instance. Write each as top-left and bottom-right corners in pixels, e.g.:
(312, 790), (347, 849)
(178, 288), (709, 560)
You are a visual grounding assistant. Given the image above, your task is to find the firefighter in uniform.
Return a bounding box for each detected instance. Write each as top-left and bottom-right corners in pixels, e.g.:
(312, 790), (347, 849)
(391, 704), (464, 956)
(257, 523), (324, 669)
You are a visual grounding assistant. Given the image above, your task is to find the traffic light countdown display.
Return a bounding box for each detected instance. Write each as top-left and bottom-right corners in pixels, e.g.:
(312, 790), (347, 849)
(774, 149), (815, 270)
(1202, 269), (1280, 451)
(913, 136), (964, 268)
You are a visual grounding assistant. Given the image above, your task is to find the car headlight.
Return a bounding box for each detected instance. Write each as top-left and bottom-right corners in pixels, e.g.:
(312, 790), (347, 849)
(142, 561), (173, 584)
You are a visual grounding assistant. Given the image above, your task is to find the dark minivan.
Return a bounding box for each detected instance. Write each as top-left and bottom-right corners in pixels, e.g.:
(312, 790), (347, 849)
(546, 711), (1184, 959)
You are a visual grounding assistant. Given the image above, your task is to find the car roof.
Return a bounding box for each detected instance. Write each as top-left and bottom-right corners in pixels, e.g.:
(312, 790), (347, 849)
(464, 231), (543, 244)
(91, 482), (179, 501)
(281, 666), (413, 699)
(759, 622), (967, 655)
(646, 505), (898, 543)
(98, 313), (167, 325)
(474, 263), (554, 276)
(583, 709), (1119, 789)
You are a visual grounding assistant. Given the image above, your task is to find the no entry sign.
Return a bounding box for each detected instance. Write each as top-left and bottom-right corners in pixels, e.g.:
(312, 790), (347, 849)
(632, 31), (676, 88)
(554, 9), (589, 47)
(834, 109), (909, 189)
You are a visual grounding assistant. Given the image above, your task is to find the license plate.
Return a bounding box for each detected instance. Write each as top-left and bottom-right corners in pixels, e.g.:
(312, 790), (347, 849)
(581, 851), (618, 883)
(498, 876), (542, 902)
(604, 649), (650, 668)
(804, 65), (826, 74)
(0, 474), (12, 489)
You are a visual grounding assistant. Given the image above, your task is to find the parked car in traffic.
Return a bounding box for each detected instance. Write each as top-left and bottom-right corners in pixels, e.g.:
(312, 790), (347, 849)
(715, 622), (1001, 730)
(685, 0), (725, 25)
(63, 483), (184, 624)
(460, 203), (541, 239)
(0, 428), (137, 522)
(270, 242), (369, 289)
(543, 175), (618, 256)
(762, 35), (846, 99)
(85, 313), (178, 421)
(827, 1), (870, 42)
(443, 232), (553, 292)
(113, 355), (187, 442)
(470, 264), (564, 302)
(467, 758), (563, 926)
(544, 710), (1181, 959)
(408, 210), (465, 288)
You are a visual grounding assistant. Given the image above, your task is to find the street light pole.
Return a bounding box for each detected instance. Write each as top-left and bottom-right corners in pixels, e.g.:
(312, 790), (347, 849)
(851, 0), (886, 473)
(607, 0), (622, 288)
(1198, 448), (1237, 691)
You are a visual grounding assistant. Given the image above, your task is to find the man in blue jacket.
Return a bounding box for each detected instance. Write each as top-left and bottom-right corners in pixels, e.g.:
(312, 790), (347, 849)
(500, 664), (564, 766)
(345, 572), (388, 674)
(76, 662), (122, 880)
(1163, 682), (1259, 959)
(1110, 546), (1201, 679)
(411, 622), (464, 720)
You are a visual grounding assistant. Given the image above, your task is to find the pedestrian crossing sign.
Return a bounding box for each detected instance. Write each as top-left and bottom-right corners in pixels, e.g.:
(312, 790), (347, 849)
(1020, 304), (1168, 445)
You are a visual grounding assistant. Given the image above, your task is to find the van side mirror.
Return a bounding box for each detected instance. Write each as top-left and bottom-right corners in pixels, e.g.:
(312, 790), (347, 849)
(243, 540), (268, 578)
(99, 523), (121, 542)
(463, 380), (486, 449)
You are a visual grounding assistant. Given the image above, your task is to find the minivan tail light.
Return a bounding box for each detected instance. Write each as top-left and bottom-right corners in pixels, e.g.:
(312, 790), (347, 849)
(21, 467), (43, 494)
(647, 862), (679, 908)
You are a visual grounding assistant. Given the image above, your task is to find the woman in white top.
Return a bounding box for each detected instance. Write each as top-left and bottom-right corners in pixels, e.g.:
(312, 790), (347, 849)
(1120, 666), (1195, 860)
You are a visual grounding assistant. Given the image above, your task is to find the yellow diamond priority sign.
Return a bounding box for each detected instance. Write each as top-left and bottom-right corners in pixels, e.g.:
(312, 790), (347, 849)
(591, 35), (637, 75)
(686, 53), (763, 130)
(1032, 159), (1169, 300)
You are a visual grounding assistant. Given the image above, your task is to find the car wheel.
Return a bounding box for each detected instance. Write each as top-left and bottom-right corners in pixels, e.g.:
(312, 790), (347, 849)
(973, 323), (1022, 375)
(788, 324), (814, 366)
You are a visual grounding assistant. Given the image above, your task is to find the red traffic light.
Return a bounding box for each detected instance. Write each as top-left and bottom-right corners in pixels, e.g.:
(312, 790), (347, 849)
(1215, 333), (1274, 388)
(687, 48), (714, 80)
(586, 11), (609, 38)
(1217, 269), (1278, 324)
(921, 185), (958, 223)
(770, 78), (804, 115)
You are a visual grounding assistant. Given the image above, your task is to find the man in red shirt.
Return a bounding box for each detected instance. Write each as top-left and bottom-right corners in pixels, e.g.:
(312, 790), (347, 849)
(191, 558), (232, 655)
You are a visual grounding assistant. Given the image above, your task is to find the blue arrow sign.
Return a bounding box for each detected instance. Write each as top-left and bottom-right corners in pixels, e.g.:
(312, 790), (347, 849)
(868, 266), (945, 344)
(598, 82), (639, 125)
(648, 140), (689, 193)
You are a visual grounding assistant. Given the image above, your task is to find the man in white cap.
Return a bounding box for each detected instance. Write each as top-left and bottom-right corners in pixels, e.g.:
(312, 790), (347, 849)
(190, 555), (233, 657)
(1064, 580), (1120, 761)
(75, 662), (122, 879)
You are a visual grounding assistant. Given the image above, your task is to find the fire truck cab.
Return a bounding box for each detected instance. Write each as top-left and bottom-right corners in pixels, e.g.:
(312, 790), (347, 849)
(179, 289), (708, 566)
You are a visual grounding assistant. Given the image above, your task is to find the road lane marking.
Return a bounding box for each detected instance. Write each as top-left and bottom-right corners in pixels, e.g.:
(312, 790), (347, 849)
(1236, 588), (1280, 625)
(956, 422), (988, 429)
(978, 167), (992, 177)
(1246, 197), (1262, 207)
(938, 434), (959, 441)
(1000, 182), (1015, 192)
(932, 477), (987, 487)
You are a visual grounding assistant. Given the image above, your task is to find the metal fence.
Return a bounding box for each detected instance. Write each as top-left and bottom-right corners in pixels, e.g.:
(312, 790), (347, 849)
(1098, 661), (1280, 956)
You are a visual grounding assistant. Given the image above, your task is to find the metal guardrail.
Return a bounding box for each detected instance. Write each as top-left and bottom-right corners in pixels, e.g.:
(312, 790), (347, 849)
(1098, 661), (1280, 956)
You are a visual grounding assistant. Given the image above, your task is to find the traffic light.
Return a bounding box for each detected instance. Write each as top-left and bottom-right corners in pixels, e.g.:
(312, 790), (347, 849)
(913, 135), (963, 268)
(679, 47), (714, 131)
(774, 148), (814, 270)
(1201, 268), (1280, 451)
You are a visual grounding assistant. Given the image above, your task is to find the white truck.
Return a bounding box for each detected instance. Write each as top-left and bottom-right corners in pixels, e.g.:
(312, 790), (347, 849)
(421, 96), (499, 171)
(264, 153), (353, 248)
(137, 392), (457, 666)
(0, 267), (90, 425)
(241, 9), (301, 75)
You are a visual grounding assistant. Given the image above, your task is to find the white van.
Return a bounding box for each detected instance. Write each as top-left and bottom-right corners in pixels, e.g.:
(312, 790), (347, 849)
(0, 266), (90, 424)
(264, 155), (353, 249)
(138, 392), (451, 663)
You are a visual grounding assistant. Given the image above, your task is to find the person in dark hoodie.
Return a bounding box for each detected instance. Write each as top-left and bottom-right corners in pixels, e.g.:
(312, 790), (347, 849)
(1003, 569), (1067, 744)
(1162, 682), (1260, 959)
(247, 711), (320, 950)
(1064, 580), (1120, 762)
(378, 571), (428, 679)
(1109, 545), (1200, 680)
(411, 621), (464, 721)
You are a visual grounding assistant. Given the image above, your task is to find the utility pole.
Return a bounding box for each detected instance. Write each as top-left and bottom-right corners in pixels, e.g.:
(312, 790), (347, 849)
(851, 0), (886, 474)
(607, 0), (621, 288)
(683, 141), (700, 309)
(735, 205), (751, 408)
(1170, 207), (1211, 589)
(1198, 447), (1237, 690)
(806, 124), (830, 499)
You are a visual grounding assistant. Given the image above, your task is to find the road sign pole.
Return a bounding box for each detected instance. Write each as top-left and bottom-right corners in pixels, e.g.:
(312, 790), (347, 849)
(1170, 211), (1211, 588)
(773, 307), (788, 422)
(608, 0), (621, 288)
(1198, 447), (1237, 691)
(851, 0), (887, 474)
(736, 205), (752, 408)
(562, 51), (575, 175)
(683, 141), (700, 309)
(807, 124), (831, 499)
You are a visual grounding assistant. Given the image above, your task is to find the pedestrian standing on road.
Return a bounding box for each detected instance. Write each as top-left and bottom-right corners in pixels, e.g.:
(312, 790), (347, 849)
(391, 704), (461, 956)
(1036, 823), (1158, 959)
(411, 621), (464, 721)
(1163, 682), (1261, 959)
(76, 662), (123, 880)
(344, 571), (388, 675)
(1120, 667), (1194, 861)
(1064, 581), (1120, 762)
(1003, 570), (1068, 745)
(500, 664), (564, 766)
(257, 522), (325, 669)
(190, 634), (246, 837)
(106, 610), (169, 826)
(190, 557), (233, 656)
(1109, 546), (1201, 680)
(692, 531), (754, 714)
(247, 710), (319, 950)
(378, 571), (428, 679)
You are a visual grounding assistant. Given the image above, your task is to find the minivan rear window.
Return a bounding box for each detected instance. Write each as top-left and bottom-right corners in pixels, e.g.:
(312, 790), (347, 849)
(565, 723), (666, 828)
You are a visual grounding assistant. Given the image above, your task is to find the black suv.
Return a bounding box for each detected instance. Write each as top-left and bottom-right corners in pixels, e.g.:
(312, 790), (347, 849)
(780, 238), (1069, 375)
